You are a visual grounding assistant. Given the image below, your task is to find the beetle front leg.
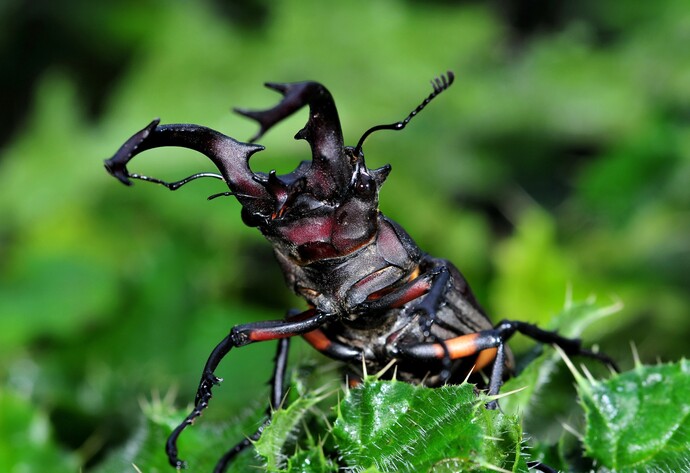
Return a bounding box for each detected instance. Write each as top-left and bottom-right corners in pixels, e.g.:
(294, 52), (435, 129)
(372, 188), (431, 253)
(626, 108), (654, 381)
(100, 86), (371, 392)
(411, 267), (450, 337)
(165, 308), (335, 469)
(211, 337), (290, 473)
(358, 264), (448, 318)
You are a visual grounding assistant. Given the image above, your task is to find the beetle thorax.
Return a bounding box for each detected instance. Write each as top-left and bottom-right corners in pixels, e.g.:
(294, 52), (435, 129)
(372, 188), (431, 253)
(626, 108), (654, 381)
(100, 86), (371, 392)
(258, 160), (384, 264)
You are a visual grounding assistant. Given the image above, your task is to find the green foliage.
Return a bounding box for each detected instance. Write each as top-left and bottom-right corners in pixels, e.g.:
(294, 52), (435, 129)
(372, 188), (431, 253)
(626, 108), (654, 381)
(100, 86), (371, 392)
(254, 384), (330, 471)
(94, 393), (267, 473)
(1, 0), (689, 471)
(489, 209), (580, 332)
(333, 380), (527, 473)
(578, 360), (690, 473)
(0, 388), (79, 471)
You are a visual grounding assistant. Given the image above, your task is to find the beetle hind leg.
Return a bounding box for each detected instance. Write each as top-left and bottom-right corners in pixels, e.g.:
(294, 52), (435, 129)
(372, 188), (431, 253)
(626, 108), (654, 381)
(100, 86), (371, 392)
(486, 320), (616, 408)
(493, 319), (618, 371)
(397, 319), (615, 409)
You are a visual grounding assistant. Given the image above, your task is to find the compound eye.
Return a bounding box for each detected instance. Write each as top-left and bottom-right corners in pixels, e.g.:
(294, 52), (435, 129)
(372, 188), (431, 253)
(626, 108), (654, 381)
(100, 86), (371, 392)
(352, 171), (376, 198)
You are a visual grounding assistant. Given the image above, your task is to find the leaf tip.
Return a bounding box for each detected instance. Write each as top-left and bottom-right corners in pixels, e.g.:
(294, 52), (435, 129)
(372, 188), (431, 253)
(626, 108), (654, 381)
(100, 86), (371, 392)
(554, 345), (592, 395)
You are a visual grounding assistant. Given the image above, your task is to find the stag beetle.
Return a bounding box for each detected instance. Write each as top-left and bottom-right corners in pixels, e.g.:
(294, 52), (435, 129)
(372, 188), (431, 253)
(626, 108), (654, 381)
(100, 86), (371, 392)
(105, 72), (615, 472)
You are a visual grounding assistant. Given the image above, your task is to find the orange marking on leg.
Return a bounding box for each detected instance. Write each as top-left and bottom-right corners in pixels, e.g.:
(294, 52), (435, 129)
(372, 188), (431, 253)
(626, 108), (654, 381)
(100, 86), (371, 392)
(302, 329), (332, 351)
(445, 333), (483, 359)
(432, 342), (447, 358)
(475, 347), (497, 371)
(443, 334), (497, 369)
(407, 266), (421, 282)
(348, 376), (362, 388)
(249, 331), (288, 342)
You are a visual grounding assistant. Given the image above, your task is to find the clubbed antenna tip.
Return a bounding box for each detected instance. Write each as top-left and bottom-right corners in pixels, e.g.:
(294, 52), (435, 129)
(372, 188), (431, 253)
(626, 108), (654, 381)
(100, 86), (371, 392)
(354, 71), (455, 155)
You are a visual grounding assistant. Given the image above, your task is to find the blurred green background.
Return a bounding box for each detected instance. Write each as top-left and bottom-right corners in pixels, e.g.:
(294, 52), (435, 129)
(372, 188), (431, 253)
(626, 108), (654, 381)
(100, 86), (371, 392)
(0, 0), (688, 470)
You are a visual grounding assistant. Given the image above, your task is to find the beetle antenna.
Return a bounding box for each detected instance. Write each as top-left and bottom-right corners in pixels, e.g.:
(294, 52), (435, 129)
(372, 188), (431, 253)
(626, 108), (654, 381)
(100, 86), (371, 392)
(129, 172), (224, 191)
(354, 71), (454, 155)
(208, 190), (265, 201)
(207, 191), (234, 200)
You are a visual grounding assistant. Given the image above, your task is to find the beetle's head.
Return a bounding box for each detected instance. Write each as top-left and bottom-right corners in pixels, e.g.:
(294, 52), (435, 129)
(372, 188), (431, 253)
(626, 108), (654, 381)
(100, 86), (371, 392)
(104, 73), (453, 259)
(227, 80), (393, 229)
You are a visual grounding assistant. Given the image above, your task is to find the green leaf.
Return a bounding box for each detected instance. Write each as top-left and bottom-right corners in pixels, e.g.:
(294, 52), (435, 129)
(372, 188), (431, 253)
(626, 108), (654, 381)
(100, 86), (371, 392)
(94, 394), (266, 473)
(253, 385), (329, 471)
(283, 443), (339, 473)
(578, 359), (690, 472)
(0, 388), (79, 472)
(332, 378), (528, 473)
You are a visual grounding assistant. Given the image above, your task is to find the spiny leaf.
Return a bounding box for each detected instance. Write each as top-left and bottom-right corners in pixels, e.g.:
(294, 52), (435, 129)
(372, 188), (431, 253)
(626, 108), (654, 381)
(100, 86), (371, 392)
(253, 385), (330, 471)
(578, 359), (690, 473)
(93, 393), (266, 473)
(332, 378), (528, 473)
(283, 444), (339, 473)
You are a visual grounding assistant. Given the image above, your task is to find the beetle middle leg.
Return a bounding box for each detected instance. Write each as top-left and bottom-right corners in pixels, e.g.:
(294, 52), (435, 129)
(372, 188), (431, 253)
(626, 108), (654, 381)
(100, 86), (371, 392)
(165, 308), (336, 469)
(358, 262), (455, 380)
